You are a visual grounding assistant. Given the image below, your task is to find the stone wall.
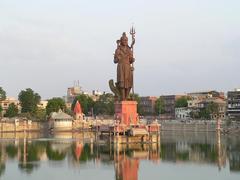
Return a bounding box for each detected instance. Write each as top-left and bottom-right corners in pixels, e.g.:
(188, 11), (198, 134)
(0, 121), (41, 132)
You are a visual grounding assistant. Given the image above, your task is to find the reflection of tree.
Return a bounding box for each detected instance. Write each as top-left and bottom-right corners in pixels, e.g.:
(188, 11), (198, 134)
(0, 145), (6, 177)
(79, 144), (92, 162)
(0, 164), (5, 177)
(228, 140), (240, 172)
(46, 143), (66, 161)
(6, 145), (18, 158)
(18, 163), (38, 174)
(176, 152), (189, 161)
(160, 143), (219, 163)
(161, 143), (176, 162)
(18, 141), (46, 174)
(191, 144), (217, 162)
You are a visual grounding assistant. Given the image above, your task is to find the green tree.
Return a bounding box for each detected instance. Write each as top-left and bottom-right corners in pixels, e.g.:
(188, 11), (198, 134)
(199, 108), (211, 119)
(0, 105), (3, 117)
(72, 94), (94, 115)
(5, 103), (18, 118)
(0, 87), (6, 101)
(94, 93), (114, 115)
(18, 88), (41, 114)
(155, 97), (165, 115)
(46, 98), (66, 115)
(129, 93), (144, 115)
(199, 102), (219, 120)
(207, 102), (219, 118)
(175, 96), (190, 108)
(35, 108), (46, 121)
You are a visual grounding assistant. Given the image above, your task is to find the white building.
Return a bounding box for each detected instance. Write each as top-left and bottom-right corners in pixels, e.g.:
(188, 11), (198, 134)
(175, 107), (191, 119)
(38, 100), (48, 109)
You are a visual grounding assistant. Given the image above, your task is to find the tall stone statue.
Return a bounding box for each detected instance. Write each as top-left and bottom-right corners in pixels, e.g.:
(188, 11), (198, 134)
(109, 28), (135, 101)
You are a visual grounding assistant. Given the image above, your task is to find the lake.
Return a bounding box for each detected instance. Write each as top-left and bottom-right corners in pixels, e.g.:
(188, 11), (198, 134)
(0, 131), (239, 180)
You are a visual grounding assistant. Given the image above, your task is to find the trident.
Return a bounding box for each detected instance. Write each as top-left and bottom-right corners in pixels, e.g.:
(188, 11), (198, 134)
(130, 26), (136, 96)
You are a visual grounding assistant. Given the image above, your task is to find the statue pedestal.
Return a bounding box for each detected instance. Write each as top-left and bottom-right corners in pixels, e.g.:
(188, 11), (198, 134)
(114, 101), (138, 126)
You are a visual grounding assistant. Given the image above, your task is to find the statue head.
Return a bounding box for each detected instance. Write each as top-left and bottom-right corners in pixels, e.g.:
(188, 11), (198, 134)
(120, 32), (128, 46)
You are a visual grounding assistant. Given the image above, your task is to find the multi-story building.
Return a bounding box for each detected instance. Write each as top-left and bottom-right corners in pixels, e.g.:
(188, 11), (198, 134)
(139, 96), (158, 115)
(161, 95), (184, 119)
(187, 91), (226, 119)
(0, 97), (20, 116)
(187, 90), (225, 101)
(197, 97), (226, 119)
(227, 89), (240, 120)
(91, 90), (104, 101)
(64, 85), (83, 104)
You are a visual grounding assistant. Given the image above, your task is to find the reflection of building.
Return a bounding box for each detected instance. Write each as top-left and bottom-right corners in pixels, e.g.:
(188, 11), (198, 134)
(227, 89), (240, 120)
(139, 96), (157, 115)
(115, 155), (139, 180)
(113, 143), (161, 180)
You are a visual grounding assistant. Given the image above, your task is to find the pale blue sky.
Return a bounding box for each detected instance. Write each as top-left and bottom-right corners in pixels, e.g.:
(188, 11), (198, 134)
(0, 0), (240, 99)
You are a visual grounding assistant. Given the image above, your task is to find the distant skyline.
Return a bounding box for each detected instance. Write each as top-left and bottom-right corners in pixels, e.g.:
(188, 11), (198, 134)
(0, 0), (240, 99)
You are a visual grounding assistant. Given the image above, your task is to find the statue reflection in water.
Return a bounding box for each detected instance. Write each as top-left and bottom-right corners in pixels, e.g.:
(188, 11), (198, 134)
(113, 142), (161, 180)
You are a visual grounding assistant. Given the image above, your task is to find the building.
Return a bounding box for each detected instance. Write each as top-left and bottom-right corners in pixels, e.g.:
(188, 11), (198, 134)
(187, 91), (226, 120)
(161, 95), (184, 119)
(187, 90), (225, 100)
(197, 97), (226, 119)
(175, 107), (191, 119)
(48, 109), (74, 131)
(139, 96), (157, 115)
(91, 90), (104, 101)
(0, 97), (20, 116)
(37, 100), (48, 109)
(64, 85), (83, 104)
(227, 89), (240, 120)
(73, 100), (83, 120)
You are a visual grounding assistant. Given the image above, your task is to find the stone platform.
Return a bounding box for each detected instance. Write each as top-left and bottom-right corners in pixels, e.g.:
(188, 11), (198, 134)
(114, 101), (138, 126)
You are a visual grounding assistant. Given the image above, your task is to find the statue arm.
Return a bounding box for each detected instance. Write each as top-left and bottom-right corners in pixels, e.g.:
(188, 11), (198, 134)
(114, 49), (120, 63)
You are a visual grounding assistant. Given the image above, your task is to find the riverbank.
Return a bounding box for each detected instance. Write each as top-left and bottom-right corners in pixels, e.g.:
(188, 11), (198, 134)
(0, 118), (239, 134)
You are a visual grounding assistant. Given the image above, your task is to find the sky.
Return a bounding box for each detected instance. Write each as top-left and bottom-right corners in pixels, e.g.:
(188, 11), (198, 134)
(0, 0), (240, 99)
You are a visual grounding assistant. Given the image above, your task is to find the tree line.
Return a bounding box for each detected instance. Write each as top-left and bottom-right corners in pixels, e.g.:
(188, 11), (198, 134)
(0, 86), (219, 120)
(0, 87), (116, 120)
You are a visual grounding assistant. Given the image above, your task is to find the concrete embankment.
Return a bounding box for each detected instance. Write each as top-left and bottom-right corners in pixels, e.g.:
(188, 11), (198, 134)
(160, 121), (222, 132)
(0, 120), (43, 133)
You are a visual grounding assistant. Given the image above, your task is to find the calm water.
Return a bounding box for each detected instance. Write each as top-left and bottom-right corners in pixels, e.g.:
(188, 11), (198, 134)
(0, 131), (239, 180)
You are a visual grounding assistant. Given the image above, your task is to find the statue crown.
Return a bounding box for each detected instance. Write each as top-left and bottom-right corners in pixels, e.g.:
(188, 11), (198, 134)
(121, 32), (128, 40)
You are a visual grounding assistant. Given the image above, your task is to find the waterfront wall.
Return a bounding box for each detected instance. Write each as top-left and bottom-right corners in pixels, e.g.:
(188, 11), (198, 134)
(160, 121), (224, 132)
(0, 120), (42, 132)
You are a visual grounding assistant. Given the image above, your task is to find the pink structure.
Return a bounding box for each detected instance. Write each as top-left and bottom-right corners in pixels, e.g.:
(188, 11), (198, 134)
(74, 100), (83, 120)
(114, 101), (139, 126)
